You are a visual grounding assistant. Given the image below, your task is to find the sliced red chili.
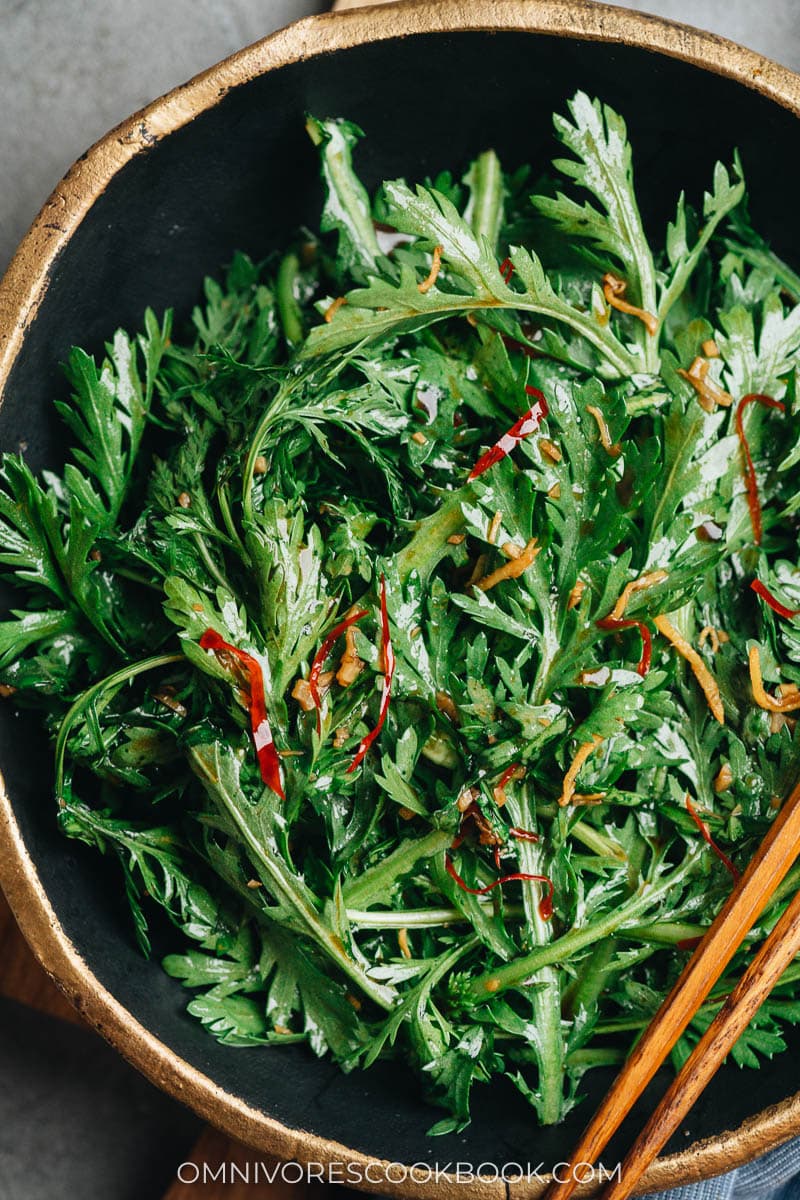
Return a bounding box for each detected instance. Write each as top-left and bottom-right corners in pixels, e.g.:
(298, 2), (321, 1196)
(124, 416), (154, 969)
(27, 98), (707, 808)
(497, 762), (523, 790)
(685, 795), (740, 884)
(309, 607), (368, 733)
(347, 575), (394, 774)
(199, 629), (284, 800)
(499, 256), (515, 284)
(735, 393), (785, 546)
(491, 828), (541, 866)
(444, 850), (554, 920)
(596, 616), (652, 676)
(677, 936), (703, 952)
(750, 578), (800, 619)
(467, 386), (549, 481)
(508, 826), (540, 843)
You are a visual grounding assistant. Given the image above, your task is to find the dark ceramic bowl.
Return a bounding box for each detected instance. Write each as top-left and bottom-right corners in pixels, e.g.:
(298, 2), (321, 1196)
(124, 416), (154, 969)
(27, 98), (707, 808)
(2, 2), (800, 1195)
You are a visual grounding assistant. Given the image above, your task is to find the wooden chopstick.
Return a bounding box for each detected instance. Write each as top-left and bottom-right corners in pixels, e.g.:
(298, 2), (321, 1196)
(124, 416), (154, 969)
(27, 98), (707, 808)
(600, 880), (800, 1200)
(543, 778), (800, 1200)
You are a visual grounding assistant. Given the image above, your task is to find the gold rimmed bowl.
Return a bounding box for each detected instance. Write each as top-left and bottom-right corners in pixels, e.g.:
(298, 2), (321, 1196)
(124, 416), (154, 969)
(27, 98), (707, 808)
(1, 2), (800, 1194)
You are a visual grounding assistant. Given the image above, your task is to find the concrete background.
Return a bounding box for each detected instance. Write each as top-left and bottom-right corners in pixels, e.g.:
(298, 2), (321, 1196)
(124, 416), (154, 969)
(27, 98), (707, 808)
(0, 0), (326, 274)
(0, 1), (799, 1197)
(1, 0), (799, 275)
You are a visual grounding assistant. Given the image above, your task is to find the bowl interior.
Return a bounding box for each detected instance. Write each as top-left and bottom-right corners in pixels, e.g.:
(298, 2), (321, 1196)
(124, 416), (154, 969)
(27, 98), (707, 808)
(3, 24), (800, 1173)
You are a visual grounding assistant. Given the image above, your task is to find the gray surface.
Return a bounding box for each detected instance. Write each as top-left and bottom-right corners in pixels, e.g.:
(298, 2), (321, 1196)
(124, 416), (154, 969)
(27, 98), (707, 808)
(0, 997), (200, 1200)
(0, 1), (799, 1198)
(1, 0), (799, 275)
(605, 0), (800, 67)
(0, 0), (327, 274)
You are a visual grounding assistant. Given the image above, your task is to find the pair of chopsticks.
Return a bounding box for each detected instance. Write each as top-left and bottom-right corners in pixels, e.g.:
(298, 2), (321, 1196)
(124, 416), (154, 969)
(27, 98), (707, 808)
(543, 778), (800, 1200)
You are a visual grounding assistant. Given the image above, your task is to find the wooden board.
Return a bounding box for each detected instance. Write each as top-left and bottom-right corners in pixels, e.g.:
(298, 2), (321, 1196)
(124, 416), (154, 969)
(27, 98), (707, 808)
(0, 887), (81, 1023)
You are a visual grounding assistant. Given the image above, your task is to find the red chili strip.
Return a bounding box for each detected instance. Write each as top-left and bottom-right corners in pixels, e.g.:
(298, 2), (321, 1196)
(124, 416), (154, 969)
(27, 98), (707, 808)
(309, 607), (368, 733)
(685, 795), (740, 884)
(509, 826), (540, 843)
(347, 575), (395, 774)
(750, 578), (800, 619)
(199, 629), (284, 800)
(444, 851), (554, 920)
(499, 256), (515, 284)
(467, 386), (549, 481)
(735, 393), (785, 546)
(596, 616), (652, 677)
(498, 762), (523, 790)
(677, 936), (703, 952)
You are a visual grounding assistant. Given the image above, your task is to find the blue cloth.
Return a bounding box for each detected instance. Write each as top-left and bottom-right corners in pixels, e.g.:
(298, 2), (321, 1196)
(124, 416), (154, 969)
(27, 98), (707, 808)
(650, 1136), (800, 1199)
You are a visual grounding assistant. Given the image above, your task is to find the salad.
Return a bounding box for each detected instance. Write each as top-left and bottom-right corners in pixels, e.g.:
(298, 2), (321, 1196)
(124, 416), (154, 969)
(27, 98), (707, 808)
(2, 92), (800, 1133)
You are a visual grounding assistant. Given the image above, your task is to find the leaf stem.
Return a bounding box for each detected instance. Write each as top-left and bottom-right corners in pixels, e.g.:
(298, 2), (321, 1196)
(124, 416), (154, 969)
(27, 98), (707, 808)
(189, 743), (396, 1012)
(192, 533), (232, 595)
(343, 828), (453, 910)
(506, 787), (564, 1124)
(569, 819), (627, 862)
(346, 902), (524, 928)
(215, 479), (249, 563)
(620, 920), (708, 946)
(469, 858), (696, 1001)
(276, 253), (305, 348)
(567, 1047), (625, 1068)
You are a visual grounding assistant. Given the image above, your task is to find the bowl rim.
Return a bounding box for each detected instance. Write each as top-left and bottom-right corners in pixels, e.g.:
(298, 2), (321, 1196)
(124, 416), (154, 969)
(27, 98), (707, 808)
(1, 2), (800, 1195)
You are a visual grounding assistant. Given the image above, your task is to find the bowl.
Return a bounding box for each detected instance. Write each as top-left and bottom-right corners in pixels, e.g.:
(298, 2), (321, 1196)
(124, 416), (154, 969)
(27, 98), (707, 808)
(2, 2), (800, 1194)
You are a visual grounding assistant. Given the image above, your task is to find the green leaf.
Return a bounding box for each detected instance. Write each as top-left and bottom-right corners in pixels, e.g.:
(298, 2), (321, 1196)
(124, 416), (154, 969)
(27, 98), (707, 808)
(644, 379), (729, 546)
(0, 456), (71, 602)
(722, 199), (800, 304)
(260, 920), (363, 1058)
(0, 457), (123, 651)
(359, 937), (476, 1069)
(188, 740), (395, 1011)
(532, 92), (657, 340)
(0, 609), (76, 670)
(306, 115), (381, 279)
(375, 729), (429, 816)
(186, 993), (270, 1045)
(718, 286), (800, 399)
(59, 309), (171, 527)
(244, 499), (332, 700)
(166, 922), (363, 1058)
(301, 178), (638, 377)
(660, 159), (745, 324)
(163, 576), (253, 684)
(422, 1026), (492, 1135)
(59, 797), (226, 957)
(191, 252), (279, 365)
(463, 150), (505, 249)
